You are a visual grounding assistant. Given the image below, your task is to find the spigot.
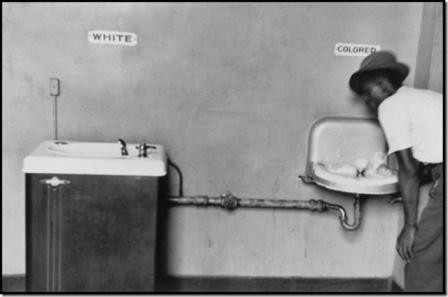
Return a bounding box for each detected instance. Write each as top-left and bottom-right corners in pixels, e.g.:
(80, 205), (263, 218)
(118, 139), (128, 156)
(136, 142), (156, 158)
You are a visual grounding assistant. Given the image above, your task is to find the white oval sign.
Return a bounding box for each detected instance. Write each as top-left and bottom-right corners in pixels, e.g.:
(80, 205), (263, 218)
(88, 30), (138, 46)
(334, 43), (380, 57)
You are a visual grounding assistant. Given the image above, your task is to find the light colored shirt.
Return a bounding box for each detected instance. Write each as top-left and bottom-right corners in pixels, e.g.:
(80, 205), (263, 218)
(378, 86), (443, 164)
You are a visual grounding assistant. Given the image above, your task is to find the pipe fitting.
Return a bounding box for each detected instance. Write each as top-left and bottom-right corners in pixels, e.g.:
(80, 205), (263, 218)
(220, 191), (238, 210)
(298, 175), (314, 184)
(324, 196), (362, 231)
(308, 199), (326, 212)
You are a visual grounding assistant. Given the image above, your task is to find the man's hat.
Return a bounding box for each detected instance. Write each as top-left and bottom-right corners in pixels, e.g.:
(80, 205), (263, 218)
(349, 51), (409, 95)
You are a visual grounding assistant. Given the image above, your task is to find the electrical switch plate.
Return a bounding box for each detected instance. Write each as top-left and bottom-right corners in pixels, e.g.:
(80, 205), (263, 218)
(49, 78), (60, 96)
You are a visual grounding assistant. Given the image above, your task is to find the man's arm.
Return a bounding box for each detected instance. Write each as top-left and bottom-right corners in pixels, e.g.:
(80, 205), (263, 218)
(393, 148), (421, 262)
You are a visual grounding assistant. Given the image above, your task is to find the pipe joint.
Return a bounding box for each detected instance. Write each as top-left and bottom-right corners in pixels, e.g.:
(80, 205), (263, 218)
(220, 191), (239, 210)
(298, 175), (314, 184)
(308, 199), (326, 212)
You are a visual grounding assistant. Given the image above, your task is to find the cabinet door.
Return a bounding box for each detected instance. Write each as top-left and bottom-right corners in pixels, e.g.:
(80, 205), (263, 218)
(27, 174), (160, 292)
(26, 174), (69, 292)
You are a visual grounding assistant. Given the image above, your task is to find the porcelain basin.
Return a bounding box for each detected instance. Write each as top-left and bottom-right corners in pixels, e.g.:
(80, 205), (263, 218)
(47, 141), (152, 158)
(311, 162), (398, 195)
(23, 140), (167, 176)
(304, 117), (399, 195)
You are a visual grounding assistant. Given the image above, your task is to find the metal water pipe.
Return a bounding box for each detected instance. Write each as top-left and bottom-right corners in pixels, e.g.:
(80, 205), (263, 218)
(168, 192), (362, 231)
(321, 195), (362, 230)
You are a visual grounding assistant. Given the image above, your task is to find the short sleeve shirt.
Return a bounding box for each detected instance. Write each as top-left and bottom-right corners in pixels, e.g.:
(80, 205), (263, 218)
(378, 86), (443, 164)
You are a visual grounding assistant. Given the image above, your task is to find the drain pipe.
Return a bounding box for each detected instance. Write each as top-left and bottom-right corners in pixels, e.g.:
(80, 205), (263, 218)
(322, 195), (362, 230)
(168, 192), (362, 231)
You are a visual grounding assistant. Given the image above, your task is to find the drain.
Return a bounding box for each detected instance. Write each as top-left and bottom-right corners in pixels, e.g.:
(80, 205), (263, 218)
(54, 141), (68, 145)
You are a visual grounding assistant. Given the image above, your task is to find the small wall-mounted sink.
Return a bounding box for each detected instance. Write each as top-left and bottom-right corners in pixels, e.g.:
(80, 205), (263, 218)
(23, 140), (167, 176)
(302, 117), (399, 195)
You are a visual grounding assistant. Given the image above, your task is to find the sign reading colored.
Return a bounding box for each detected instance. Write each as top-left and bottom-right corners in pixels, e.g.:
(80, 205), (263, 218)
(334, 43), (380, 57)
(88, 30), (138, 46)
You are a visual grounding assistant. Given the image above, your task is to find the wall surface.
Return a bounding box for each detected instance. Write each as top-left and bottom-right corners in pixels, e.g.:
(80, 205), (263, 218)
(427, 3), (443, 92)
(414, 2), (444, 92)
(2, 3), (435, 279)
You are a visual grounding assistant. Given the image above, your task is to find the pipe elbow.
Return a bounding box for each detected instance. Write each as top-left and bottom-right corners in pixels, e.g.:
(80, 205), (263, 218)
(340, 197), (362, 231)
(324, 197), (362, 231)
(340, 217), (361, 230)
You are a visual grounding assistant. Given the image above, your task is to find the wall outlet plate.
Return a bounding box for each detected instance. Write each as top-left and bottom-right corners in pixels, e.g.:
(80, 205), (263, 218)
(50, 78), (60, 96)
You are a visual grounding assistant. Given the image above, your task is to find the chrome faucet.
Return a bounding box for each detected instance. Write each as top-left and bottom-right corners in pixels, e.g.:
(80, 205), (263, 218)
(118, 139), (128, 156)
(136, 141), (156, 158)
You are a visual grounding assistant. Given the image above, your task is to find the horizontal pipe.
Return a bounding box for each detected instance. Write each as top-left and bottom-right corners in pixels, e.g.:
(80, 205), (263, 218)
(167, 192), (362, 231)
(237, 198), (319, 210)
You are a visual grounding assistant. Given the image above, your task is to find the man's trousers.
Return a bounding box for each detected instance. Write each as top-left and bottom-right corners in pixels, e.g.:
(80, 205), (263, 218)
(405, 163), (444, 292)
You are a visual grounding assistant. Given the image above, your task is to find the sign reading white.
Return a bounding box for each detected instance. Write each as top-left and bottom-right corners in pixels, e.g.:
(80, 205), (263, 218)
(334, 43), (380, 57)
(88, 30), (138, 46)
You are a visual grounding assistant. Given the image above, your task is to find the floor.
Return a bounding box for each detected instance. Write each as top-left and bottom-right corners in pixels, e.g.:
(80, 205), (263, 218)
(3, 274), (403, 293)
(157, 276), (402, 292)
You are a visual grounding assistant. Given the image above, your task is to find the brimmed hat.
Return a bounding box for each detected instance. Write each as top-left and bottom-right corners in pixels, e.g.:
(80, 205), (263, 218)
(349, 51), (409, 95)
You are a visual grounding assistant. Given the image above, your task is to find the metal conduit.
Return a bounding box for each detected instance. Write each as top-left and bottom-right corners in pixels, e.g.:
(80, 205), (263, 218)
(168, 192), (362, 231)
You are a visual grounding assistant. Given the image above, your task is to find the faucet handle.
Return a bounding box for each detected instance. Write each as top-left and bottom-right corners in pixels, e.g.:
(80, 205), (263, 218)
(136, 141), (154, 158)
(118, 138), (126, 146)
(118, 139), (128, 156)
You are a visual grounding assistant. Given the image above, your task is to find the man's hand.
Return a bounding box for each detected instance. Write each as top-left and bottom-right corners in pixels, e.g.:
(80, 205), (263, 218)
(396, 225), (417, 262)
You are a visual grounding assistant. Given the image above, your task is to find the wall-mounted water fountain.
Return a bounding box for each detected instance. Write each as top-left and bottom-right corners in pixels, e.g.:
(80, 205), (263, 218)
(298, 116), (400, 230)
